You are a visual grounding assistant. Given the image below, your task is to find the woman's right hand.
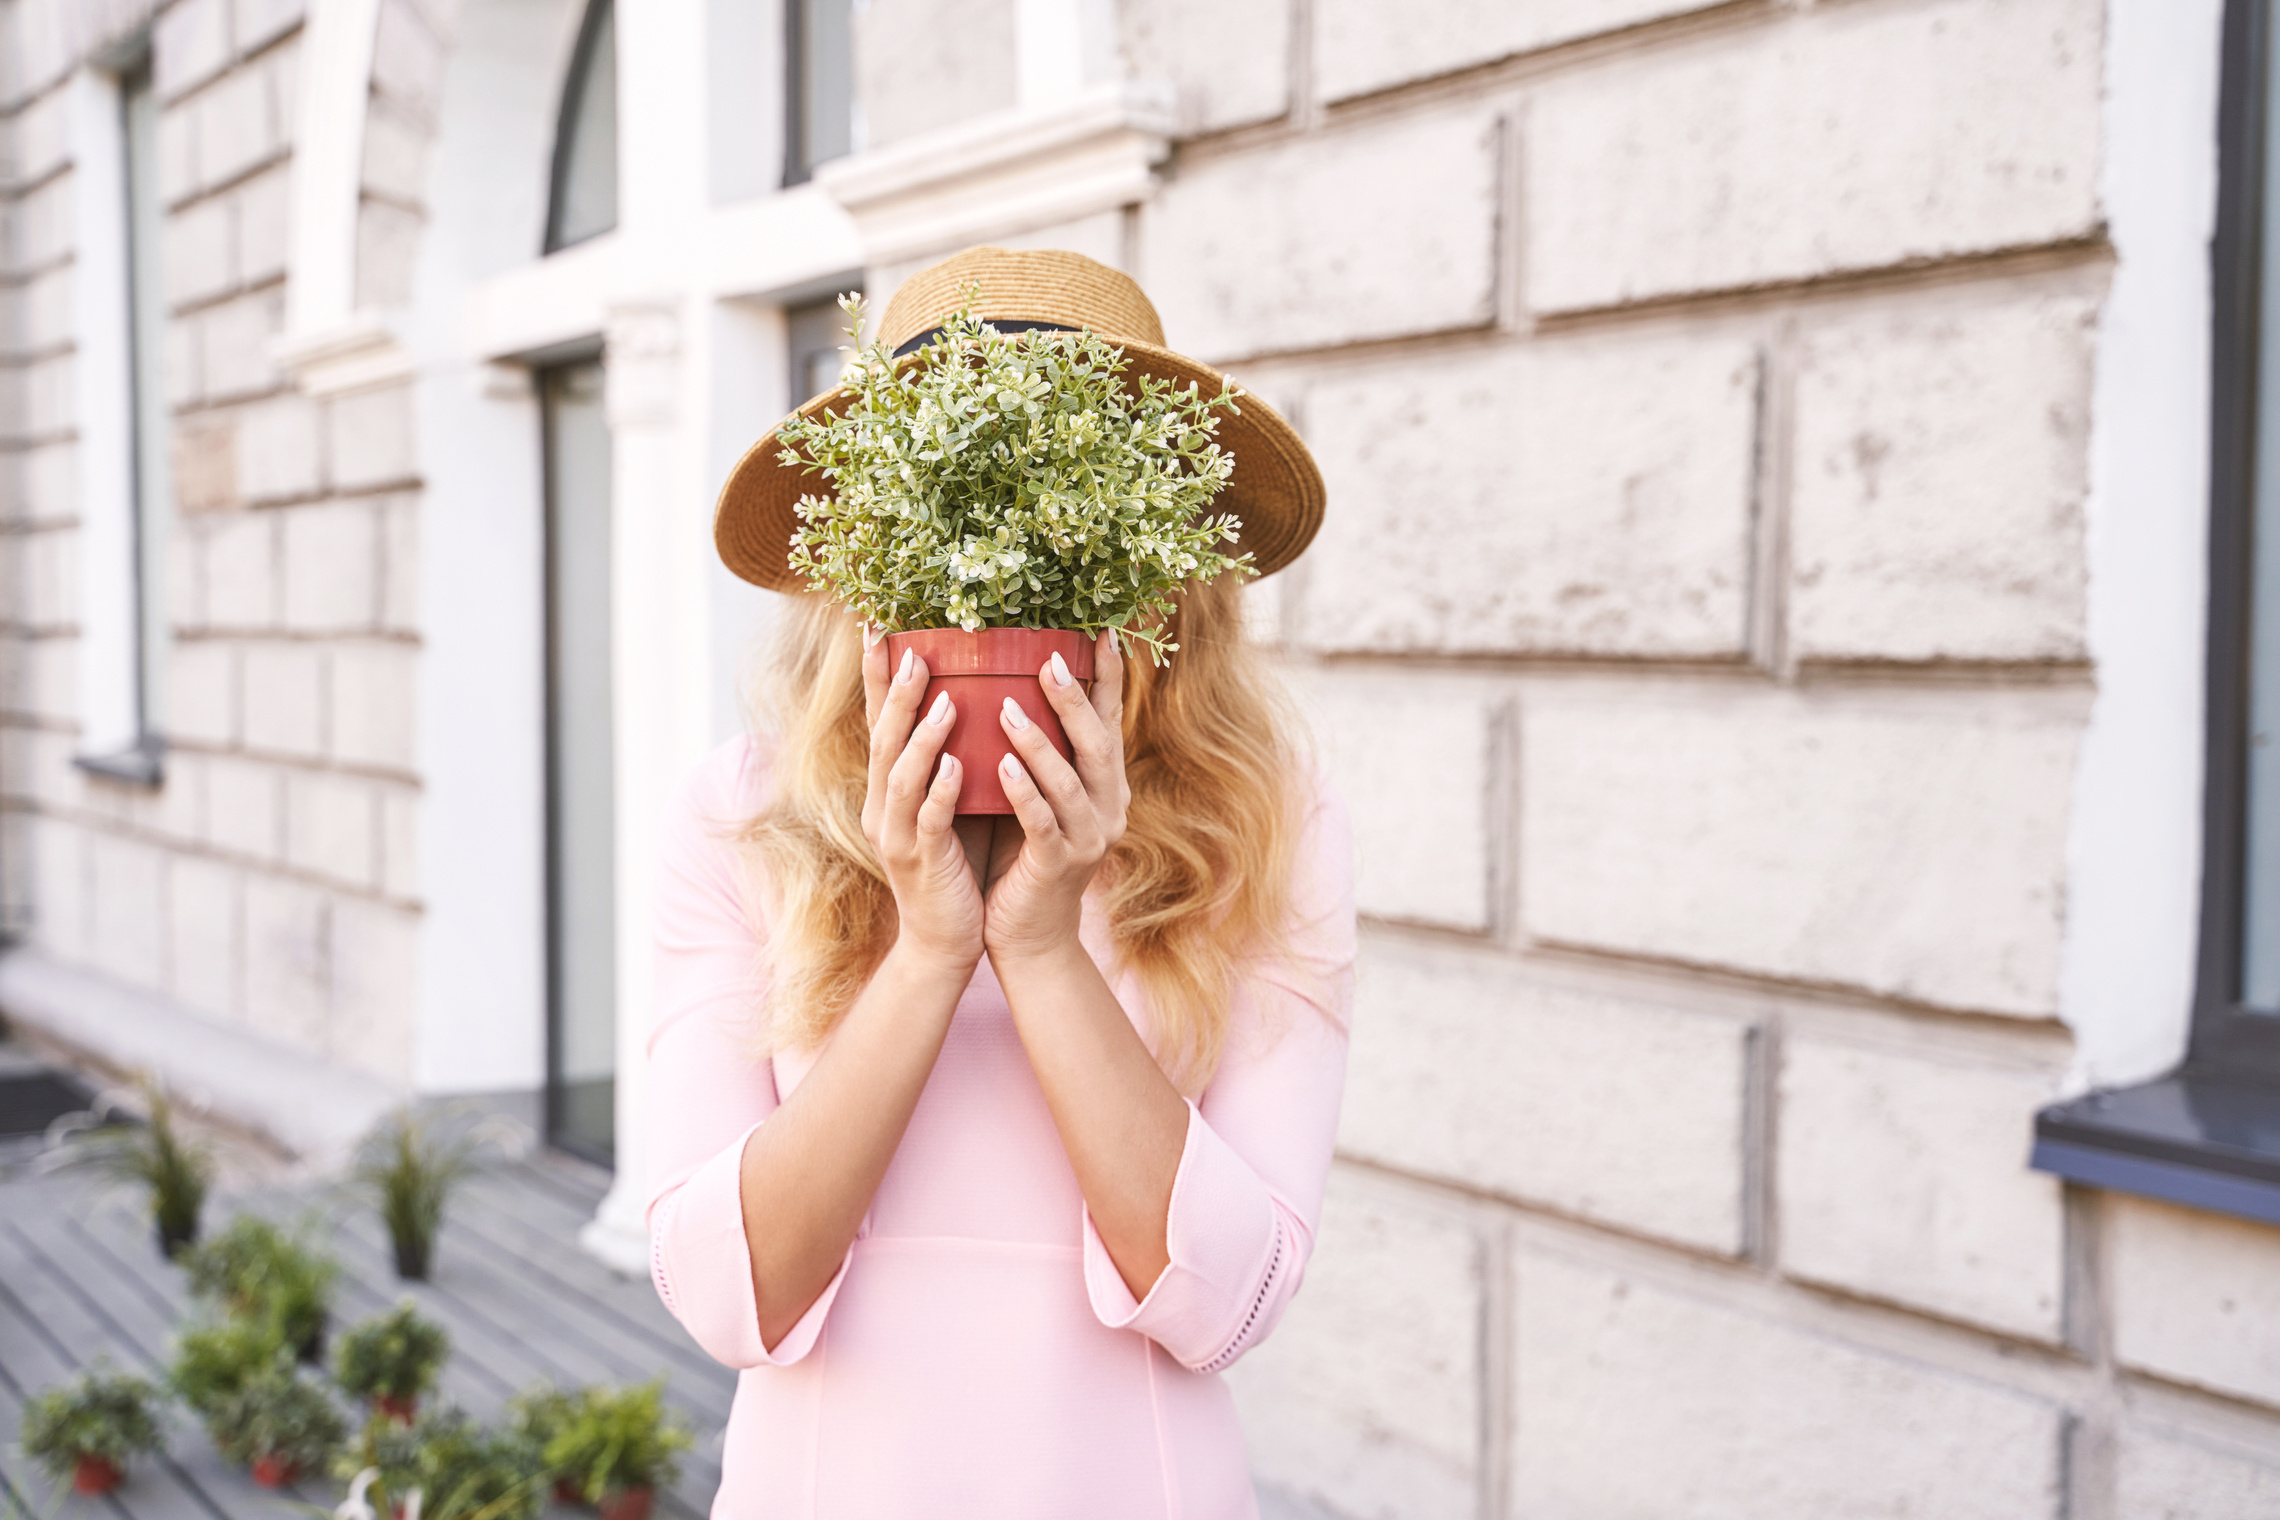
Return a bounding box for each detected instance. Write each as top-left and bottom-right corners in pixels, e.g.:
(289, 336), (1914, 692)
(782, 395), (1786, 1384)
(861, 637), (985, 971)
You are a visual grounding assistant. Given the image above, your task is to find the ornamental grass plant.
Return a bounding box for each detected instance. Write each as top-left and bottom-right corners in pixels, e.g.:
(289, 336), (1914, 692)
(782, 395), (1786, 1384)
(776, 291), (1251, 663)
(355, 1108), (476, 1281)
(72, 1079), (211, 1259)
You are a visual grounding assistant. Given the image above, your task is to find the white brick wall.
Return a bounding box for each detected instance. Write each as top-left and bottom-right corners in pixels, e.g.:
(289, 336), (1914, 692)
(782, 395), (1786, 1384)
(1305, 675), (1495, 930)
(1141, 109), (1501, 359)
(1295, 330), (1758, 658)
(88, 832), (166, 991)
(285, 769), (376, 887)
(205, 753), (281, 860)
(238, 394), (324, 504)
(1520, 689), (2079, 1016)
(1228, 1170), (1483, 1520)
(1525, 0), (2104, 312)
(331, 642), (416, 772)
(282, 502), (379, 631)
(1790, 290), (2096, 663)
(243, 642), (325, 757)
(1512, 1249), (2065, 1517)
(1340, 949), (1750, 1253)
(1121, 0), (1288, 134)
(201, 511), (279, 628)
(2114, 1429), (2280, 1520)
(329, 385), (417, 490)
(2111, 1197), (2280, 1410)
(242, 872), (327, 1052)
(1778, 1037), (2065, 1341)
(330, 898), (418, 1082)
(169, 854), (241, 1019)
(1315, 0), (1721, 103)
(169, 640), (239, 746)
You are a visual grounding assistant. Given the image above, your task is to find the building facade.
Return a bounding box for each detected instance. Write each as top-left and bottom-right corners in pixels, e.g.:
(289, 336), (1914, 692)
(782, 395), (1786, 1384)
(5, 0), (2280, 1514)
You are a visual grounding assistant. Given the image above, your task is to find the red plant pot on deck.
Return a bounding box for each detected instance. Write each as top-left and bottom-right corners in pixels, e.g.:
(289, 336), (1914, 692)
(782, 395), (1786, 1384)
(883, 629), (1095, 815)
(374, 1394), (418, 1424)
(71, 1456), (123, 1496)
(251, 1455), (296, 1488)
(597, 1487), (653, 1520)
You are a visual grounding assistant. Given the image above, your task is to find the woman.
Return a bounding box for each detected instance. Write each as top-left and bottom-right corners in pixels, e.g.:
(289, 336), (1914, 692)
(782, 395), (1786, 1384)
(645, 247), (1355, 1519)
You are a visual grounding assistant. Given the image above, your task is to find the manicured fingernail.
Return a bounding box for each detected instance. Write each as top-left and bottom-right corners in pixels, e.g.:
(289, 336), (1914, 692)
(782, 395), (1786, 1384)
(863, 623), (882, 647)
(1002, 754), (1024, 780)
(897, 648), (913, 684)
(1002, 697), (1030, 730)
(1050, 652), (1073, 688)
(928, 692), (951, 725)
(939, 755), (958, 780)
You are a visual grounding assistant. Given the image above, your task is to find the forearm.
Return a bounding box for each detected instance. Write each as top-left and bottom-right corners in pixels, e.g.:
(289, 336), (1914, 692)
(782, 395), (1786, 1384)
(738, 941), (972, 1348)
(991, 940), (1189, 1299)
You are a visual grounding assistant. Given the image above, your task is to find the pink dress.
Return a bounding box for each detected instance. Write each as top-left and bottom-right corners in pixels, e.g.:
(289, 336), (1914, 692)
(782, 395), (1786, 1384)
(644, 736), (1357, 1519)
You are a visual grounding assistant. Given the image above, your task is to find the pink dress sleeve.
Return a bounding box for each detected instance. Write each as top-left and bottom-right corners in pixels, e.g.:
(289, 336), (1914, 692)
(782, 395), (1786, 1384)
(1078, 777), (1358, 1372)
(644, 739), (851, 1369)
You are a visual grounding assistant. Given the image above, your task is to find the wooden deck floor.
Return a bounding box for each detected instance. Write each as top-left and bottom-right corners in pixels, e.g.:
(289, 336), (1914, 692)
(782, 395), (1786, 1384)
(0, 1155), (735, 1520)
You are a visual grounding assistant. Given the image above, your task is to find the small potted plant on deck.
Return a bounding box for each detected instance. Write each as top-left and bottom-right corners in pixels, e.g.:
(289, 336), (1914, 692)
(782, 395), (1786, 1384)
(335, 1302), (450, 1423)
(504, 1383), (583, 1504)
(211, 1368), (347, 1488)
(181, 1213), (340, 1362)
(354, 1108), (477, 1282)
(340, 1407), (544, 1520)
(542, 1381), (692, 1520)
(169, 1316), (292, 1422)
(72, 1079), (212, 1259)
(769, 290), (1251, 813)
(18, 1365), (168, 1496)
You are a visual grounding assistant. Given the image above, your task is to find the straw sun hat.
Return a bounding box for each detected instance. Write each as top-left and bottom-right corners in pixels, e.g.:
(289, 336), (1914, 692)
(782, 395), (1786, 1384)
(712, 245), (1327, 593)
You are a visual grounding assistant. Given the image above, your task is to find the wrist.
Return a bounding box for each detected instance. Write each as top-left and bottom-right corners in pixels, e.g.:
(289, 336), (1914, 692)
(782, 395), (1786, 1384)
(884, 935), (982, 985)
(984, 930), (1092, 980)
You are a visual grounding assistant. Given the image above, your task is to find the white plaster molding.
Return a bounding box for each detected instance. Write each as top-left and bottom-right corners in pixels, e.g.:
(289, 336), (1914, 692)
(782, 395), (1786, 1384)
(703, 185), (865, 301)
(816, 79), (1176, 265)
(1016, 0), (1118, 111)
(2056, 0), (2225, 1087)
(465, 232), (624, 362)
(603, 300), (683, 427)
(285, 0), (383, 337)
(271, 310), (417, 397)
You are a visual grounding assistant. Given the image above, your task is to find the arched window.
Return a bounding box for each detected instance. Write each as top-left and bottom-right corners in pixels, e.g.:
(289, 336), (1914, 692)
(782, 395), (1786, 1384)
(545, 0), (618, 252)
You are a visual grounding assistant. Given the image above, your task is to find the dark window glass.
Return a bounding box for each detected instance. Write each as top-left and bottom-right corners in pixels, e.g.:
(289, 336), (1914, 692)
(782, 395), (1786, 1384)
(786, 294), (857, 405)
(546, 0), (619, 253)
(784, 0), (853, 186)
(542, 360), (618, 1165)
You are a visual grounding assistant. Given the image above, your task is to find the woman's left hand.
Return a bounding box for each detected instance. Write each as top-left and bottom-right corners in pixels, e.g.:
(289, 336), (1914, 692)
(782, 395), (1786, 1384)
(983, 629), (1130, 963)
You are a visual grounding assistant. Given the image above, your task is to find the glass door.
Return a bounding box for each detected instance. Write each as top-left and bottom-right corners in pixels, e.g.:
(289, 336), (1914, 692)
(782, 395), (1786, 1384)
(541, 361), (617, 1164)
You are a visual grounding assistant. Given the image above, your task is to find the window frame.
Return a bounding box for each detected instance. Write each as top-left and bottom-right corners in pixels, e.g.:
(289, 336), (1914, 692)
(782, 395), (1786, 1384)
(2196, 0), (2280, 1081)
(782, 0), (853, 188)
(543, 0), (619, 255)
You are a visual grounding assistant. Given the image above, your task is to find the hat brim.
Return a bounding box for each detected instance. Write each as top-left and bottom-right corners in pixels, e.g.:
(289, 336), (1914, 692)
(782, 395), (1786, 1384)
(713, 337), (1326, 594)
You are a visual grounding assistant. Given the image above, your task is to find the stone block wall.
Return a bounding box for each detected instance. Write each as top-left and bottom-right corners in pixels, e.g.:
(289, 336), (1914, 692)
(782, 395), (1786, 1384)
(1098, 0), (2280, 1512)
(0, 0), (424, 1086)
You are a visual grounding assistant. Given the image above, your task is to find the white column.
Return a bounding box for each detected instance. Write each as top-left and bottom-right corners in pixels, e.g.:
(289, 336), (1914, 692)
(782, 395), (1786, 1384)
(580, 0), (720, 1273)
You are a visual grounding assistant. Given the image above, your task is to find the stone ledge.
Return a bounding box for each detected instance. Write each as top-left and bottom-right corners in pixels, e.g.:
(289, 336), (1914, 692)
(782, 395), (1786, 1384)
(0, 947), (402, 1166)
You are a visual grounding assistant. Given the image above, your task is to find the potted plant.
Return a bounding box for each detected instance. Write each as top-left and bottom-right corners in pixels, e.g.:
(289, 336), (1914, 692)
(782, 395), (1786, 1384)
(541, 1382), (692, 1520)
(210, 1368), (346, 1488)
(354, 1109), (475, 1281)
(181, 1213), (340, 1362)
(18, 1365), (167, 1496)
(74, 1079), (213, 1259)
(342, 1407), (543, 1520)
(335, 1302), (450, 1423)
(503, 1384), (582, 1504)
(169, 1317), (292, 1420)
(775, 292), (1250, 812)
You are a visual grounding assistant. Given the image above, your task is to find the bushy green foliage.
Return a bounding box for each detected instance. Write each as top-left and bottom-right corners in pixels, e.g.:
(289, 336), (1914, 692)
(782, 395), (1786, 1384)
(354, 1109), (474, 1281)
(169, 1317), (291, 1418)
(777, 291), (1251, 662)
(19, 1366), (166, 1484)
(180, 1214), (338, 1360)
(340, 1407), (543, 1520)
(502, 1384), (578, 1459)
(207, 1368), (347, 1476)
(334, 1301), (450, 1405)
(542, 1381), (692, 1501)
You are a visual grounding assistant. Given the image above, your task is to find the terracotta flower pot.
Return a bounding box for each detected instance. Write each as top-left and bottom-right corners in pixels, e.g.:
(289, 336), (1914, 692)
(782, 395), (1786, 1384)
(554, 1477), (587, 1505)
(251, 1454), (296, 1488)
(597, 1487), (653, 1520)
(375, 1393), (418, 1423)
(883, 629), (1095, 815)
(71, 1455), (124, 1495)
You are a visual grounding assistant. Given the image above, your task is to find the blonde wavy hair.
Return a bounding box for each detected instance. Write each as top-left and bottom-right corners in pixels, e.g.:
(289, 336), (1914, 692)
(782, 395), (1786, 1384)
(738, 575), (1303, 1091)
